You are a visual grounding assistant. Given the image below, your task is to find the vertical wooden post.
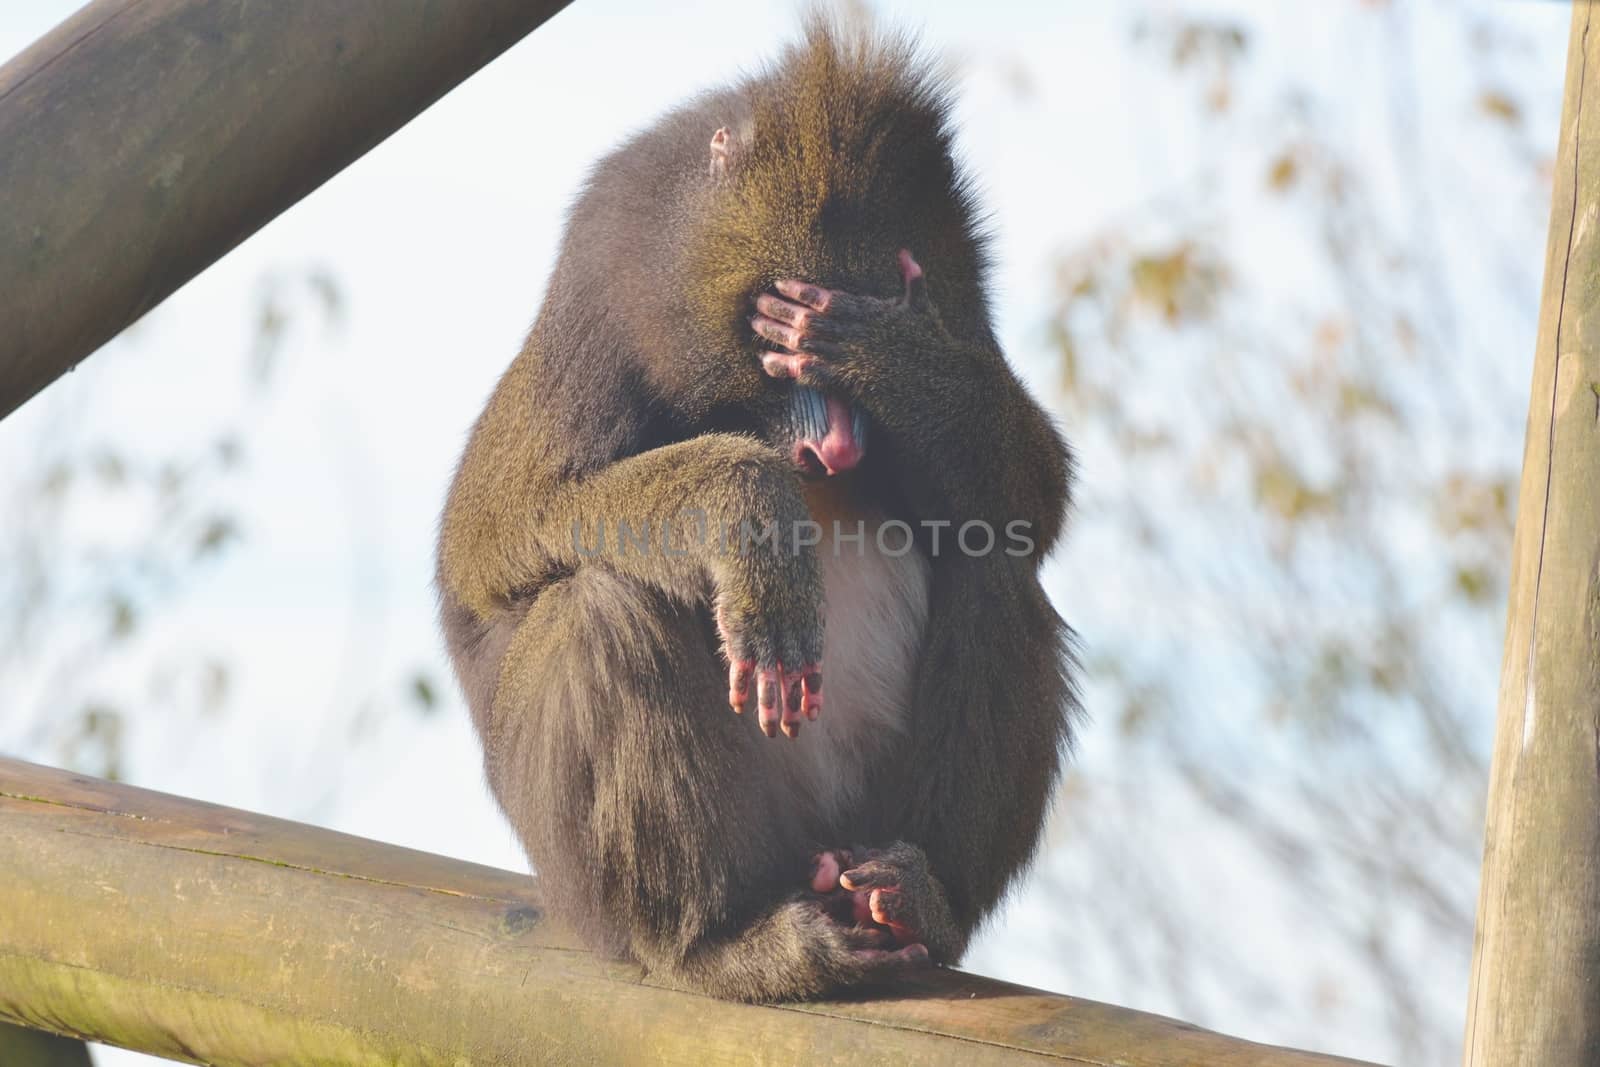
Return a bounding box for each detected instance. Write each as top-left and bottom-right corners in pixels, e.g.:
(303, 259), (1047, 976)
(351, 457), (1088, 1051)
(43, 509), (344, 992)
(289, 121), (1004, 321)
(1464, 3), (1600, 1064)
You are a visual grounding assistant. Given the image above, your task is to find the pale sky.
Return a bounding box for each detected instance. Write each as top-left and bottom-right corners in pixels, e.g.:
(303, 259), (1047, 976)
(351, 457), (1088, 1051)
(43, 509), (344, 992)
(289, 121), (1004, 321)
(0, 3), (1572, 1065)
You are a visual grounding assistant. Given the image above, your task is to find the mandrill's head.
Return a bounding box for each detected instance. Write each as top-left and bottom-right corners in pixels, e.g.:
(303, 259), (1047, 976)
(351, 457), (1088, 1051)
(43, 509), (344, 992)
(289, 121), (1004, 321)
(675, 17), (994, 482)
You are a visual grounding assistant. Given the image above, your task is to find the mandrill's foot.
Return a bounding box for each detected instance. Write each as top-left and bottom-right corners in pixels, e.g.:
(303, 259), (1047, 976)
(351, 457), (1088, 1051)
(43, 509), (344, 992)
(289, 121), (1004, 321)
(811, 843), (951, 955)
(809, 851), (933, 969)
(718, 606), (821, 739)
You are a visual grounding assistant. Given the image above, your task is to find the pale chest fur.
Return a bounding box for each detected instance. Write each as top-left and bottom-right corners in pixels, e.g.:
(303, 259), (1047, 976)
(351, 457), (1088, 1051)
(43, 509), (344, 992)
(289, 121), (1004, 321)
(758, 484), (930, 820)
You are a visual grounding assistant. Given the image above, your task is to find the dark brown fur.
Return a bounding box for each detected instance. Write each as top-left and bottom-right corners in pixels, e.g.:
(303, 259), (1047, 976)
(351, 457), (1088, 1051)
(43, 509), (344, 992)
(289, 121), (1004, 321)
(436, 20), (1078, 1001)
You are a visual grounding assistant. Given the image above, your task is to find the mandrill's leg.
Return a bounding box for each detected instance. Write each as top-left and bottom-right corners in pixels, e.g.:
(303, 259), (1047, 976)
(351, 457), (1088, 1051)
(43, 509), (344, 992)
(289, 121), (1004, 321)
(488, 567), (928, 1003)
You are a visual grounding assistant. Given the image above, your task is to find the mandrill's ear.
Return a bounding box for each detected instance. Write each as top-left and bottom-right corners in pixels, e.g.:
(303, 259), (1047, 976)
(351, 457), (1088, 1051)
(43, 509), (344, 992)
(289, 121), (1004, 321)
(709, 125), (741, 182)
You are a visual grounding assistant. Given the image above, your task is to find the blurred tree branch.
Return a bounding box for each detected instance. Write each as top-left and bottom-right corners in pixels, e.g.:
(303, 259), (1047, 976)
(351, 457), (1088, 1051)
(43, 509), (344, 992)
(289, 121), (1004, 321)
(1035, 4), (1555, 1063)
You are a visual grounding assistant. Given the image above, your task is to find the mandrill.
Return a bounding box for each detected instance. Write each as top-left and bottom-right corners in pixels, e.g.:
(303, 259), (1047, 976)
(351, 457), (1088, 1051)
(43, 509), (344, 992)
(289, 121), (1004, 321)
(436, 19), (1078, 1002)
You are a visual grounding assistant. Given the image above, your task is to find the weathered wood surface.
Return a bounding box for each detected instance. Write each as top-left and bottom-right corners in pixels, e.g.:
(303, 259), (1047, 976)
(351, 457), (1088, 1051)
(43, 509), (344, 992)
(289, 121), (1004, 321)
(1464, 3), (1600, 1065)
(0, 0), (570, 421)
(0, 757), (1375, 1065)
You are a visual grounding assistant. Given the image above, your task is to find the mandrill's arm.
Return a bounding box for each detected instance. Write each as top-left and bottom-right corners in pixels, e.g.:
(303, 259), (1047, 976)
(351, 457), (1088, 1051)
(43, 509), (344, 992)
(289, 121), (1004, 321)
(750, 250), (1073, 556)
(438, 395), (824, 737)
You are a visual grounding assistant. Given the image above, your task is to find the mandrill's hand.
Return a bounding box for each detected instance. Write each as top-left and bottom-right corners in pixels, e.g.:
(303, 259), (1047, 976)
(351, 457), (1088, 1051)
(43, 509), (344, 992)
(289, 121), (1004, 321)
(715, 581), (823, 742)
(750, 249), (960, 394)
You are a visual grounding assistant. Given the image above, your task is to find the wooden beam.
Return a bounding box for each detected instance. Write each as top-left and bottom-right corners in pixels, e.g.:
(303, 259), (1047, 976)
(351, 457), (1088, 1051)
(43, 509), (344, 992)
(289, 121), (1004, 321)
(0, 757), (1374, 1065)
(1464, 3), (1600, 1064)
(0, 0), (570, 421)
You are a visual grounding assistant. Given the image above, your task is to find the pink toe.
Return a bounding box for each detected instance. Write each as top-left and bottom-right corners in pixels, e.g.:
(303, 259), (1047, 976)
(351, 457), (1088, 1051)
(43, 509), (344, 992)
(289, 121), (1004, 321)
(811, 852), (842, 893)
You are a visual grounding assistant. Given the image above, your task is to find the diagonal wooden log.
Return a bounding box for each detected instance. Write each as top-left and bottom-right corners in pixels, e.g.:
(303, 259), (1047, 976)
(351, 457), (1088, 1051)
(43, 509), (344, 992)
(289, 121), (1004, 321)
(0, 0), (570, 421)
(0, 757), (1375, 1065)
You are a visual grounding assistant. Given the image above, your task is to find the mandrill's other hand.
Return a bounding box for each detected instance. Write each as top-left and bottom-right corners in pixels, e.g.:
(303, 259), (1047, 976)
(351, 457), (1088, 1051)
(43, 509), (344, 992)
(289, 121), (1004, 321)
(750, 249), (950, 386)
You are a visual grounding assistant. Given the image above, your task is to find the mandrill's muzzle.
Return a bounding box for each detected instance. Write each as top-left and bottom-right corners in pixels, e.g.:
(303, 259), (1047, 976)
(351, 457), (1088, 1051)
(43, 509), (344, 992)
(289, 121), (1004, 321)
(787, 384), (867, 477)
